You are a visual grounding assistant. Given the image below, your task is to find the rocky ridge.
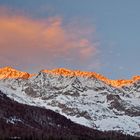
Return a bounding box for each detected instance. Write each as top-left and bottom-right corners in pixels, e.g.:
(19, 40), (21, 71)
(0, 66), (140, 136)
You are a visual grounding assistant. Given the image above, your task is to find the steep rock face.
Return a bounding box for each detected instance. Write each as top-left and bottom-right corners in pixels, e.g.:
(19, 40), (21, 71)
(0, 67), (140, 137)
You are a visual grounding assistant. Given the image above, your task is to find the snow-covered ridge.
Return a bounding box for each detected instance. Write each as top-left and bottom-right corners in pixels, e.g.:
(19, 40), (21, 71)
(1, 66), (140, 87)
(0, 67), (140, 136)
(43, 68), (140, 87)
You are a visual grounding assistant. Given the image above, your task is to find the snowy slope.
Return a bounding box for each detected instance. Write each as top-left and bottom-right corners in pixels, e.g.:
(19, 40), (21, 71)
(0, 67), (140, 136)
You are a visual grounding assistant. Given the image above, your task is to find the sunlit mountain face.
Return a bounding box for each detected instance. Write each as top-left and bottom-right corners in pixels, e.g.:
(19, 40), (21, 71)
(1, 66), (140, 88)
(0, 67), (32, 79)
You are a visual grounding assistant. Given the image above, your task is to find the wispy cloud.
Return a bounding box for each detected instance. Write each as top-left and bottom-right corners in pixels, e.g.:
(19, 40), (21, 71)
(0, 7), (100, 72)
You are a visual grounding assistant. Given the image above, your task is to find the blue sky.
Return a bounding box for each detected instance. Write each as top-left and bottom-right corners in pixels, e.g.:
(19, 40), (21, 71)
(0, 0), (140, 79)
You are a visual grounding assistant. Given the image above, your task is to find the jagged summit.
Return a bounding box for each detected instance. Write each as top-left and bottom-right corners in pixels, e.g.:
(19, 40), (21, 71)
(0, 67), (140, 136)
(0, 66), (31, 79)
(0, 66), (140, 87)
(1, 66), (16, 71)
(42, 68), (140, 87)
(42, 67), (110, 84)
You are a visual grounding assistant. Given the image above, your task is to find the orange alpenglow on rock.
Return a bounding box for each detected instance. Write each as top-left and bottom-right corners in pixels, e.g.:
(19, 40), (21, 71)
(42, 68), (108, 80)
(0, 66), (140, 88)
(0, 66), (31, 79)
(42, 68), (140, 88)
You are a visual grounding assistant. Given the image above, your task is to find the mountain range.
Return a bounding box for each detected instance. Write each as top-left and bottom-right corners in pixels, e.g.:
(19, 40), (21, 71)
(0, 66), (140, 139)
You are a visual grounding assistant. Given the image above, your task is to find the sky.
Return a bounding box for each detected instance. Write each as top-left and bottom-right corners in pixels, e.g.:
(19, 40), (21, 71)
(0, 0), (140, 79)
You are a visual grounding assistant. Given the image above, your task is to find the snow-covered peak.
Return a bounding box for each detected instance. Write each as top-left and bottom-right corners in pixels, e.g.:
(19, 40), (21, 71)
(42, 68), (111, 85)
(42, 68), (104, 78)
(1, 66), (140, 88)
(0, 66), (32, 79)
(42, 68), (140, 88)
(0, 66), (140, 136)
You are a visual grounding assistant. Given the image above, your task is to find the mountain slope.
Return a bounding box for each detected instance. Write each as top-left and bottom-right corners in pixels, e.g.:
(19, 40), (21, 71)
(0, 67), (140, 137)
(1, 90), (138, 140)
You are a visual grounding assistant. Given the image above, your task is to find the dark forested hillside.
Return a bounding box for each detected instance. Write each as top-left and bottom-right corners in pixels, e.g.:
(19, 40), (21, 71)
(0, 90), (139, 140)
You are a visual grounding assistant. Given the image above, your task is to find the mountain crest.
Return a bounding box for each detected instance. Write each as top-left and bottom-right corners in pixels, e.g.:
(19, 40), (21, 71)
(0, 66), (31, 79)
(42, 68), (107, 79)
(1, 66), (140, 87)
(42, 68), (140, 87)
(1, 66), (16, 71)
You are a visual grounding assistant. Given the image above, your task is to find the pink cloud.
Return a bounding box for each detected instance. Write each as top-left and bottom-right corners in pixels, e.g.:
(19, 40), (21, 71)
(0, 7), (99, 71)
